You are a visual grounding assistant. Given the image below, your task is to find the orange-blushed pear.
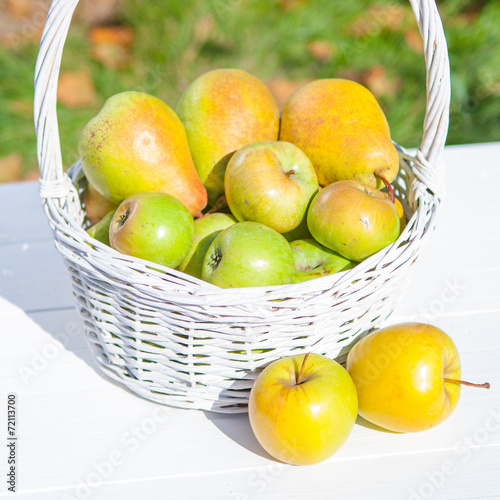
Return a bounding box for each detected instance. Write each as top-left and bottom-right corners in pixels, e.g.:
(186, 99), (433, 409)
(79, 91), (207, 216)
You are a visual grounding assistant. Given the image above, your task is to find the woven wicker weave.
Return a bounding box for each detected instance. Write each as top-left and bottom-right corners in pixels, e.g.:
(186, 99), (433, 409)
(33, 0), (450, 412)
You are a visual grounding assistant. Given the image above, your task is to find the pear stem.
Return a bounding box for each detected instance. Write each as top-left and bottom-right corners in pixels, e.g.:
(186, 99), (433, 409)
(296, 352), (310, 385)
(205, 194), (228, 216)
(444, 378), (490, 389)
(376, 172), (395, 203)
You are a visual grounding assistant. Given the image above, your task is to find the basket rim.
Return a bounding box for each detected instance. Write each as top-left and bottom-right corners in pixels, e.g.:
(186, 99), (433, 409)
(43, 148), (438, 302)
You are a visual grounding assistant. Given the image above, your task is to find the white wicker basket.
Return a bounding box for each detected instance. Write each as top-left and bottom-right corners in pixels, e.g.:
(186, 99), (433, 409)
(34, 0), (450, 413)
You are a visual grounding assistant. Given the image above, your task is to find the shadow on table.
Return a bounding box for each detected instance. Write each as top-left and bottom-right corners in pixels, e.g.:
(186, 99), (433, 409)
(204, 410), (276, 461)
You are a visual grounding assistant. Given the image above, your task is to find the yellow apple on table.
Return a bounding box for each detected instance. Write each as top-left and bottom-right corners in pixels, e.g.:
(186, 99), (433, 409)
(249, 353), (358, 465)
(346, 322), (490, 433)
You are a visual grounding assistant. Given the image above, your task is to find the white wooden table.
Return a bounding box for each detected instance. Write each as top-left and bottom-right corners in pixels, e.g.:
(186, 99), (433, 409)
(1, 142), (500, 500)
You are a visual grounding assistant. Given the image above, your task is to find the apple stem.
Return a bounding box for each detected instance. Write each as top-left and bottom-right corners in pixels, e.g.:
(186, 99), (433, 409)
(444, 378), (491, 389)
(376, 172), (395, 203)
(205, 195), (228, 216)
(296, 352), (310, 385)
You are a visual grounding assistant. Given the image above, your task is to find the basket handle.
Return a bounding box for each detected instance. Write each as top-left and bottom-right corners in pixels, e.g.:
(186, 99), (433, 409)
(34, 0), (450, 201)
(408, 0), (450, 199)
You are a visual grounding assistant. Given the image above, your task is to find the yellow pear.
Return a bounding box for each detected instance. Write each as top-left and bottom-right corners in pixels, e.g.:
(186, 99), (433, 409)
(79, 91), (207, 216)
(279, 78), (399, 190)
(176, 69), (280, 203)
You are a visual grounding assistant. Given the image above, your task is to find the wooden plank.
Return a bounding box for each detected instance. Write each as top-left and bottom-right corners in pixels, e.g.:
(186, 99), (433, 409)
(0, 181), (53, 245)
(0, 240), (75, 314)
(6, 441), (500, 500)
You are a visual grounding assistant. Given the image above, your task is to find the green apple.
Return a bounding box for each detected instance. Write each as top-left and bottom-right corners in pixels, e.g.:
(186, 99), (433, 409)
(290, 238), (355, 283)
(109, 191), (194, 268)
(86, 210), (115, 246)
(307, 179), (400, 262)
(177, 212), (237, 279)
(201, 221), (295, 288)
(225, 141), (318, 234)
(282, 213), (313, 242)
(249, 353), (358, 465)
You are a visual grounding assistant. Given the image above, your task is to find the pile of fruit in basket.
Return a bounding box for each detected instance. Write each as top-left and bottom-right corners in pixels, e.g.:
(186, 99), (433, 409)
(81, 68), (406, 288)
(77, 69), (490, 466)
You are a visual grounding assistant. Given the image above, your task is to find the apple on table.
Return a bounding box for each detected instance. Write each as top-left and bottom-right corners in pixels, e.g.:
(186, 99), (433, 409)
(346, 322), (490, 433)
(249, 352), (358, 465)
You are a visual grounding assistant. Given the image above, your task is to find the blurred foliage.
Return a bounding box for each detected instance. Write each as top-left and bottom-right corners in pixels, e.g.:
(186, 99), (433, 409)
(0, 0), (499, 178)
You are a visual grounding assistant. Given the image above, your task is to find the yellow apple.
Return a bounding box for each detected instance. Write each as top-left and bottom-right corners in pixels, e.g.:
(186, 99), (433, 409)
(249, 353), (358, 465)
(383, 192), (406, 233)
(394, 198), (406, 232)
(346, 323), (489, 433)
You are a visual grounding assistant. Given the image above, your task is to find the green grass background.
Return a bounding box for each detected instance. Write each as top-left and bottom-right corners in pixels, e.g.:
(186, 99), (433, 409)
(1, 0), (499, 177)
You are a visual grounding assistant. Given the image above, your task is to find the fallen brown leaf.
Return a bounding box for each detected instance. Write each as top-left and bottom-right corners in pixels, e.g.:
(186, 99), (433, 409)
(337, 69), (362, 83)
(88, 24), (134, 69)
(6, 0), (33, 18)
(404, 28), (424, 54)
(194, 15), (215, 45)
(451, 2), (486, 27)
(0, 0), (50, 47)
(88, 24), (134, 46)
(267, 78), (313, 109)
(0, 153), (23, 183)
(308, 40), (336, 62)
(58, 71), (97, 108)
(23, 170), (40, 182)
(279, 0), (308, 12)
(74, 0), (124, 26)
(361, 65), (402, 98)
(9, 99), (33, 118)
(349, 4), (409, 36)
